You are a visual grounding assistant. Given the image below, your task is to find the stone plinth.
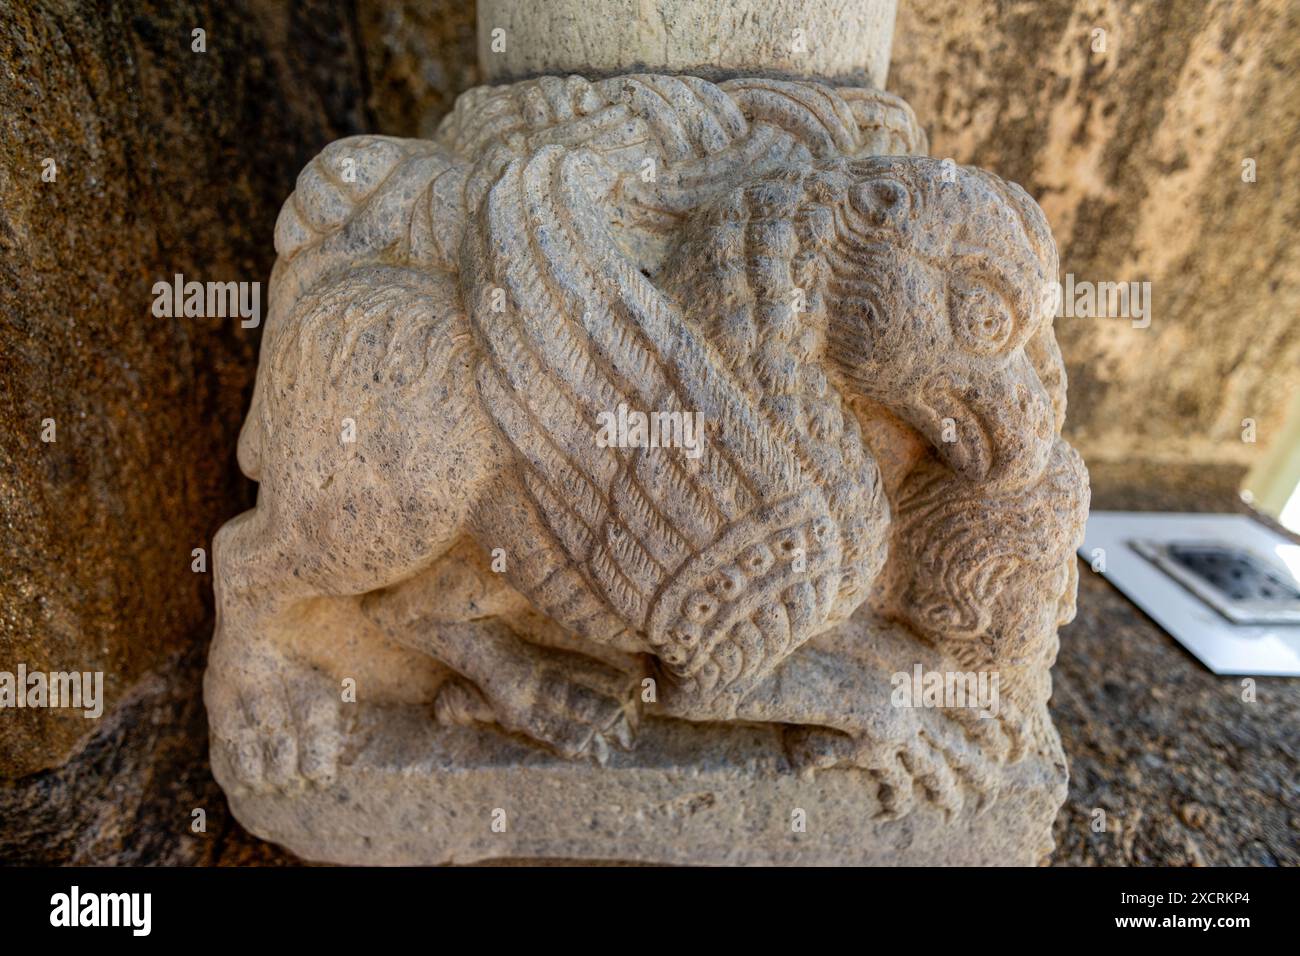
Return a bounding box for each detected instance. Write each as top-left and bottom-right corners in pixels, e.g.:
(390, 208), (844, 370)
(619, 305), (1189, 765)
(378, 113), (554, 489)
(219, 716), (1065, 866)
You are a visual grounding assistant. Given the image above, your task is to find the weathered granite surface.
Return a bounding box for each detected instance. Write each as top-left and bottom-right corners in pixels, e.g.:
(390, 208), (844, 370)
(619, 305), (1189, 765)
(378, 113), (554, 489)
(0, 0), (438, 779)
(0, 0), (483, 779)
(4, 0), (1297, 865)
(892, 0), (1300, 472)
(1050, 463), (1299, 867)
(220, 699), (1065, 867)
(206, 0), (1093, 863)
(0, 643), (282, 866)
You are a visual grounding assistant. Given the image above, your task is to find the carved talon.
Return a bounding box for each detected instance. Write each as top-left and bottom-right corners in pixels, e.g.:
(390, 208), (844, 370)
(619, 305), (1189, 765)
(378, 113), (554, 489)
(783, 715), (1000, 822)
(870, 758), (917, 822)
(908, 738), (964, 821)
(784, 726), (922, 820)
(442, 645), (640, 763)
(204, 642), (347, 795)
(515, 654), (640, 762)
(433, 677), (496, 726)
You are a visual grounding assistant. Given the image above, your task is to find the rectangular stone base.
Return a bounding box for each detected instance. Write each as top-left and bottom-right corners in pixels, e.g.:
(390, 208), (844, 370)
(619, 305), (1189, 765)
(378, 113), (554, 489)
(216, 704), (1065, 865)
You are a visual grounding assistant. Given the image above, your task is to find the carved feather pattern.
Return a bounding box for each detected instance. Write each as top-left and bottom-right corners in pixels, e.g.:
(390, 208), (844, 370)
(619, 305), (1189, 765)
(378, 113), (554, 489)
(464, 143), (843, 657)
(435, 74), (926, 270)
(436, 75), (931, 692)
(265, 75), (925, 695)
(245, 69), (1073, 820)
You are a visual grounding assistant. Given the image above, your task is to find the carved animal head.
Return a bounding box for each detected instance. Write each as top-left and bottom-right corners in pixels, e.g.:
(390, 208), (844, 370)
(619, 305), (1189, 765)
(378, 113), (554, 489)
(682, 156), (1062, 489)
(814, 156), (1061, 487)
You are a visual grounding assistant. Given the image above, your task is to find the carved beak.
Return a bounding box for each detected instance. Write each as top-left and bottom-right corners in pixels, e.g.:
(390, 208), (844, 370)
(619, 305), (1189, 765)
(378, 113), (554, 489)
(913, 353), (1055, 485)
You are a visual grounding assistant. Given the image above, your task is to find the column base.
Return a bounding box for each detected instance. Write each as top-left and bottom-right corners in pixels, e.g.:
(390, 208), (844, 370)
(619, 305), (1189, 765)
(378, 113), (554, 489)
(216, 702), (1067, 866)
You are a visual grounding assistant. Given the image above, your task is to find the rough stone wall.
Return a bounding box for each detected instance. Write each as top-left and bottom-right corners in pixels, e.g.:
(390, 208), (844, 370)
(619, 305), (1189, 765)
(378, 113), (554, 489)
(891, 0), (1300, 469)
(357, 0), (479, 137)
(0, 0), (477, 780)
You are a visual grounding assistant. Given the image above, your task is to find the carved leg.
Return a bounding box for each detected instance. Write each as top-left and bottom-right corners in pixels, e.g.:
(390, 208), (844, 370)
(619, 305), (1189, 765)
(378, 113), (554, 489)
(657, 625), (1019, 819)
(361, 570), (640, 762)
(208, 264), (495, 793)
(207, 497), (485, 792)
(206, 506), (355, 794)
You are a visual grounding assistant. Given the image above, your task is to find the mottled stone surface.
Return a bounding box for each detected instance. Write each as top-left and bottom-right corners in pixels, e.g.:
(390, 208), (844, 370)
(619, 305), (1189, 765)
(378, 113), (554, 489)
(8, 464), (1291, 866)
(205, 56), (1087, 863)
(891, 0), (1300, 472)
(219, 660), (1066, 867)
(357, 0), (479, 137)
(1053, 564), (1299, 867)
(477, 0), (897, 87)
(0, 644), (290, 865)
(4, 466), (1294, 866)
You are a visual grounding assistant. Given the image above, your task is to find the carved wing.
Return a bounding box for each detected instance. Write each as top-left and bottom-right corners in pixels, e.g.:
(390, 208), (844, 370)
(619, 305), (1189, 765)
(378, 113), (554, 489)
(266, 77), (927, 333)
(437, 75), (927, 271)
(463, 145), (848, 695)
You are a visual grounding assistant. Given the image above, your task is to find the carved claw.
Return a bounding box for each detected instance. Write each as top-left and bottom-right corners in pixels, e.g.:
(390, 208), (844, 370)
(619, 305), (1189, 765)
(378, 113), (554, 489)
(439, 645), (640, 764)
(906, 737), (964, 821)
(782, 714), (1007, 823)
(871, 758), (916, 821)
(433, 678), (496, 725)
(205, 642), (348, 795)
(783, 725), (854, 773)
(783, 727), (918, 820)
(922, 712), (1008, 815)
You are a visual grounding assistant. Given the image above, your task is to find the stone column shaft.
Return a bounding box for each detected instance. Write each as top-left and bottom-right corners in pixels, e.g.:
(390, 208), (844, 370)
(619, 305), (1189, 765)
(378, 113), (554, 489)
(478, 0), (897, 87)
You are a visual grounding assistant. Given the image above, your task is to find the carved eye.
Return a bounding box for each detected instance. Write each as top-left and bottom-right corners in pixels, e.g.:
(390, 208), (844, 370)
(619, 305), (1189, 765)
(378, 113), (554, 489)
(949, 279), (1016, 355)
